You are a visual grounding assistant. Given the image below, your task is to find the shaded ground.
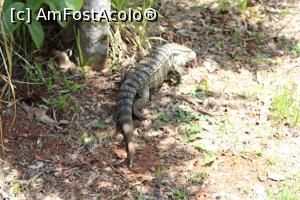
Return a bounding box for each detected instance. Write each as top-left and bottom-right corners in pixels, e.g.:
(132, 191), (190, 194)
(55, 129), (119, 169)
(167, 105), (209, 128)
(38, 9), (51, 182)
(1, 0), (300, 199)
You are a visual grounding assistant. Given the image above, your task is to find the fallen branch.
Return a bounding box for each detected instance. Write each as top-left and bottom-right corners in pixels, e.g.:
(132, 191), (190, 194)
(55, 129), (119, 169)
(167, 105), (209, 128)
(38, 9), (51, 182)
(111, 179), (146, 200)
(165, 93), (214, 116)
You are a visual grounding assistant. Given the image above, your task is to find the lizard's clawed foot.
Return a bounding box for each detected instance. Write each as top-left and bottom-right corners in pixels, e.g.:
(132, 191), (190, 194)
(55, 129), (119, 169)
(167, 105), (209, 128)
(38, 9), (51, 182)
(133, 108), (150, 120)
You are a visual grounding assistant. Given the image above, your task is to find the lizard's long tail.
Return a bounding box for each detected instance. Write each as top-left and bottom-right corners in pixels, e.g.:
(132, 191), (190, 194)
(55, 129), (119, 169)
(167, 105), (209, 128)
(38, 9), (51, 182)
(116, 75), (141, 167)
(122, 123), (135, 167)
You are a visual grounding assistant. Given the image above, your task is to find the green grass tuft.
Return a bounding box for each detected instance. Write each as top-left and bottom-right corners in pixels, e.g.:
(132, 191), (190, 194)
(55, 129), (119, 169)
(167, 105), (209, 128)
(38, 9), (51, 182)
(185, 171), (207, 184)
(271, 84), (300, 128)
(92, 121), (109, 130)
(12, 182), (22, 196)
(171, 188), (186, 200)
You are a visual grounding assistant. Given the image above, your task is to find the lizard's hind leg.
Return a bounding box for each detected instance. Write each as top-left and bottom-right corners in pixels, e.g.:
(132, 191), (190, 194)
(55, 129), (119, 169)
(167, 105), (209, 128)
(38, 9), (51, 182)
(167, 70), (182, 86)
(133, 86), (150, 120)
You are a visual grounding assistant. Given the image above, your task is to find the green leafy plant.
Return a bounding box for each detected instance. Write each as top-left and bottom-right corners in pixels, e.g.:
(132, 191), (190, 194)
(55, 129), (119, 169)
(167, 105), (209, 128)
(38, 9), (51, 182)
(75, 28), (85, 67)
(175, 109), (199, 123)
(232, 28), (241, 43)
(42, 81), (84, 109)
(158, 111), (171, 122)
(267, 156), (280, 166)
(171, 188), (186, 200)
(277, 187), (298, 200)
(238, 0), (248, 11)
(190, 80), (210, 98)
(58, 82), (85, 95)
(185, 123), (203, 133)
(21, 62), (57, 92)
(290, 44), (300, 55)
(242, 187), (252, 195)
(203, 151), (216, 166)
(215, 39), (225, 49)
(185, 172), (207, 184)
(0, 2), (17, 102)
(271, 84), (300, 127)
(93, 121), (109, 130)
(109, 0), (160, 70)
(189, 85), (202, 98)
(187, 133), (197, 142)
(78, 132), (95, 146)
(177, 132), (198, 143)
(257, 33), (266, 45)
(155, 166), (169, 176)
(137, 190), (146, 200)
(193, 142), (207, 153)
(2, 0), (83, 48)
(279, 9), (292, 19)
(218, 119), (231, 135)
(12, 182), (22, 196)
(111, 0), (131, 12)
(218, 1), (230, 13)
(202, 79), (209, 96)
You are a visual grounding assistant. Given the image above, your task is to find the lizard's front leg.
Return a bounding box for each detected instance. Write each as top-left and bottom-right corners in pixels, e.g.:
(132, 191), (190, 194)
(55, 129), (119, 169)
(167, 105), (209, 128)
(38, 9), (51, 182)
(167, 70), (182, 86)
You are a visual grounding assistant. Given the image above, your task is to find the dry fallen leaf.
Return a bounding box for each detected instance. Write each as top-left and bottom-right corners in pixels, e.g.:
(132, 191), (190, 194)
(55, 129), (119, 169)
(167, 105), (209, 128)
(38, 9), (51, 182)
(246, 42), (257, 54)
(52, 50), (78, 73)
(217, 14), (230, 23)
(20, 102), (59, 126)
(36, 110), (58, 125)
(247, 1), (256, 7)
(168, 21), (183, 29)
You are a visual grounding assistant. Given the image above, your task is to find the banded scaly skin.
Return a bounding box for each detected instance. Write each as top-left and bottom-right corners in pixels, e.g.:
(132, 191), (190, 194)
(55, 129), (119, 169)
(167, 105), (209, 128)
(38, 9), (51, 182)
(115, 43), (197, 167)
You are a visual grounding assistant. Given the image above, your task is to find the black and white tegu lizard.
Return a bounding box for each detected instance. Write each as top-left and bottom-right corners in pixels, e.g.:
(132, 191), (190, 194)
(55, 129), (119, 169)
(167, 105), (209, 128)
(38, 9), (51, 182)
(115, 43), (197, 167)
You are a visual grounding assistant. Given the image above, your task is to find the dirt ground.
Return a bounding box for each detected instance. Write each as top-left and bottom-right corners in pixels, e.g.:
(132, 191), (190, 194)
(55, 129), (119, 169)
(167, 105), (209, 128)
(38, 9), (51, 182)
(1, 0), (300, 199)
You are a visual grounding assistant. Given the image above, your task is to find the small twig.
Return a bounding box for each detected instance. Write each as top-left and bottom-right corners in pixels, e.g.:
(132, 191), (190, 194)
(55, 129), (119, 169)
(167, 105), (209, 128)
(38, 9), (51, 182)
(270, 10), (298, 37)
(0, 158), (8, 164)
(111, 180), (145, 200)
(24, 172), (43, 189)
(199, 18), (209, 28)
(165, 93), (214, 116)
(0, 75), (44, 85)
(111, 188), (129, 200)
(0, 188), (10, 200)
(107, 162), (125, 177)
(0, 116), (4, 156)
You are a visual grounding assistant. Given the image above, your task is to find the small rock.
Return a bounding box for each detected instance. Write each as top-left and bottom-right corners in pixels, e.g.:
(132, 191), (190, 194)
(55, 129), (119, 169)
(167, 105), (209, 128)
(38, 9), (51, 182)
(258, 175), (267, 182)
(59, 120), (69, 125)
(85, 172), (99, 187)
(27, 161), (44, 170)
(203, 61), (217, 73)
(104, 167), (112, 172)
(141, 119), (152, 127)
(162, 126), (177, 136)
(54, 167), (63, 177)
(156, 25), (166, 32)
(272, 184), (279, 195)
(267, 172), (286, 181)
(248, 19), (258, 30)
(254, 184), (267, 200)
(36, 137), (43, 149)
(187, 185), (202, 195)
(104, 115), (113, 123)
(101, 68), (111, 77)
(148, 166), (155, 173)
(147, 131), (162, 138)
(157, 137), (176, 151)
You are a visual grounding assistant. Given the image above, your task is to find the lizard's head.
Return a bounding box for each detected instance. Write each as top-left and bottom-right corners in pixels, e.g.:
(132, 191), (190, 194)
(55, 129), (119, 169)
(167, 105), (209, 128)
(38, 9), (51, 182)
(168, 43), (197, 67)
